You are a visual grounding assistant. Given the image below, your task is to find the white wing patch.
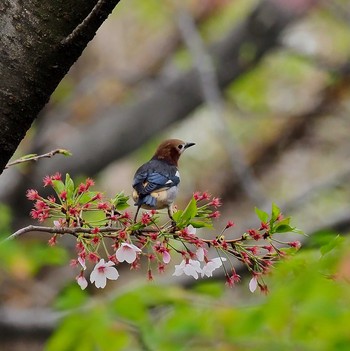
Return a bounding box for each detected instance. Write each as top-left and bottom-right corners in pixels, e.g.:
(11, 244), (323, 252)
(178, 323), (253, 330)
(175, 170), (180, 179)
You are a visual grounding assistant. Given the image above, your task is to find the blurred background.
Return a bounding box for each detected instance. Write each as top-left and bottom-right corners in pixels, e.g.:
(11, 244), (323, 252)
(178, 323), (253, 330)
(1, 0), (350, 350)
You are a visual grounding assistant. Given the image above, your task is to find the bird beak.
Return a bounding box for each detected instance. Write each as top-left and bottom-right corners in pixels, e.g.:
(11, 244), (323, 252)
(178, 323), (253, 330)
(184, 142), (195, 149)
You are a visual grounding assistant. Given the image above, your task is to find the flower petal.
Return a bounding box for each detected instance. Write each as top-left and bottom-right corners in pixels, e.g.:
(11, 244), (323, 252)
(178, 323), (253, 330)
(173, 260), (186, 276)
(116, 243), (141, 263)
(183, 264), (199, 279)
(187, 225), (196, 235)
(105, 266), (119, 280)
(77, 275), (88, 290)
(162, 251), (171, 264)
(196, 247), (205, 262)
(249, 277), (258, 293)
(210, 257), (226, 269)
(90, 269), (97, 284)
(189, 259), (202, 272)
(78, 257), (86, 270)
(94, 273), (107, 288)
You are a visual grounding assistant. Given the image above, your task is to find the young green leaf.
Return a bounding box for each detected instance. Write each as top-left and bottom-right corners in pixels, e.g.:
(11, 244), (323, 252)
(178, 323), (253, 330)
(255, 207), (269, 223)
(65, 173), (75, 200)
(271, 203), (281, 223)
(275, 224), (295, 233)
(52, 180), (65, 195)
(112, 192), (130, 210)
(181, 197), (197, 223)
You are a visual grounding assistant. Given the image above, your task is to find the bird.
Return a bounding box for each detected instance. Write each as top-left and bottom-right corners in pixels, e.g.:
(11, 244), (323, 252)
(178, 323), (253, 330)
(132, 139), (195, 222)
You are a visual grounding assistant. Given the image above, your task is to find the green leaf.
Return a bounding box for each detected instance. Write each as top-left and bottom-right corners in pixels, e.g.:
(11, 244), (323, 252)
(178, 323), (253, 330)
(320, 235), (344, 256)
(181, 198), (197, 223)
(54, 284), (88, 310)
(255, 207), (269, 223)
(271, 203), (281, 223)
(52, 179), (65, 195)
(193, 281), (224, 298)
(112, 292), (148, 324)
(111, 192), (130, 210)
(172, 210), (183, 223)
(173, 198), (198, 228)
(58, 149), (72, 157)
(78, 191), (94, 204)
(275, 224), (295, 233)
(189, 220), (212, 228)
(19, 153), (38, 160)
(65, 173), (75, 200)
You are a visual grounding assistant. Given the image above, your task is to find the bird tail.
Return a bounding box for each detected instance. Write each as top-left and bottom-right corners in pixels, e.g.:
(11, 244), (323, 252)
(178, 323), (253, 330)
(135, 194), (157, 208)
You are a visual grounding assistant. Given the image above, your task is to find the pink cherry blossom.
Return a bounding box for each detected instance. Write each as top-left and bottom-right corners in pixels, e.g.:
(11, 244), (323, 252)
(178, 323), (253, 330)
(116, 243), (142, 264)
(173, 259), (202, 279)
(90, 259), (119, 288)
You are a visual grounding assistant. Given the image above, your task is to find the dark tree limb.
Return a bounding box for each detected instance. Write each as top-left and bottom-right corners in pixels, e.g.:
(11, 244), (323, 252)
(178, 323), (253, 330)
(0, 0), (121, 174)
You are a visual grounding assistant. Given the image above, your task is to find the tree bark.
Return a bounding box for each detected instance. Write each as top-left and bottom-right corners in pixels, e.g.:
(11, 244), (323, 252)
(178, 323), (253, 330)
(0, 0), (120, 174)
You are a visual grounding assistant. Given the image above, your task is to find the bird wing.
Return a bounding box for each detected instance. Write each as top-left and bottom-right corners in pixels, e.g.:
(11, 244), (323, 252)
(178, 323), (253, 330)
(132, 160), (180, 196)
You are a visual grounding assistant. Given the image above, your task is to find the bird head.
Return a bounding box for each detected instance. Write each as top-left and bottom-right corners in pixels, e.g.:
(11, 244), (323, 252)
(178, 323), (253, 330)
(152, 139), (195, 166)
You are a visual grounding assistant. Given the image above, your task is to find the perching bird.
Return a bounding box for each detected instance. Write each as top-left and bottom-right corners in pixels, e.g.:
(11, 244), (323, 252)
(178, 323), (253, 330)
(132, 139), (195, 222)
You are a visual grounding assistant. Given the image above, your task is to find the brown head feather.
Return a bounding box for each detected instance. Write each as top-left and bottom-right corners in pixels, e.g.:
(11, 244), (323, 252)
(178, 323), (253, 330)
(152, 139), (195, 166)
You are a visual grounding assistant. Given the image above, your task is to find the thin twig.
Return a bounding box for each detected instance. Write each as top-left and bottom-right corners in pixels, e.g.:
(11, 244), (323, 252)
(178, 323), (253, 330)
(176, 7), (266, 206)
(61, 0), (108, 46)
(4, 225), (118, 242)
(5, 149), (71, 169)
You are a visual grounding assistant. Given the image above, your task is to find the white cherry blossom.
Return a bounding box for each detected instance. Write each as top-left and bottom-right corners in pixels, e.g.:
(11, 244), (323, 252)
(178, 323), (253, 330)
(90, 259), (119, 288)
(173, 259), (202, 279)
(116, 242), (142, 264)
(201, 257), (226, 278)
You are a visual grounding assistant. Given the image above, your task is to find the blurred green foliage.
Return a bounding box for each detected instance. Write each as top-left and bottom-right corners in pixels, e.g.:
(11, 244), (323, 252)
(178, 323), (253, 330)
(0, 204), (67, 277)
(45, 232), (350, 351)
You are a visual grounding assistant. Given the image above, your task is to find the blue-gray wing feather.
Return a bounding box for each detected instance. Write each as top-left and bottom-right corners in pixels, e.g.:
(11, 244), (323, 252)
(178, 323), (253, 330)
(133, 160), (180, 199)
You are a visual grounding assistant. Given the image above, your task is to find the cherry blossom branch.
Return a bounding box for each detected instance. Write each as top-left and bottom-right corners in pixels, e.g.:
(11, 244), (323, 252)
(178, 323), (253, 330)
(5, 149), (71, 169)
(5, 223), (246, 244)
(10, 172), (302, 292)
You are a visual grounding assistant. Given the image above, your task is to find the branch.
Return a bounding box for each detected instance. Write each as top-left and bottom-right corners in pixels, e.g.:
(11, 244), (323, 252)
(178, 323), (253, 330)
(5, 225), (121, 241)
(61, 0), (109, 46)
(0, 0), (121, 174)
(6, 224), (244, 246)
(5, 149), (71, 169)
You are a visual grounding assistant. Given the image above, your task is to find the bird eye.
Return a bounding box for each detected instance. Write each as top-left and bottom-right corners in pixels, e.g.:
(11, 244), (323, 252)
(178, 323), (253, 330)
(178, 144), (184, 150)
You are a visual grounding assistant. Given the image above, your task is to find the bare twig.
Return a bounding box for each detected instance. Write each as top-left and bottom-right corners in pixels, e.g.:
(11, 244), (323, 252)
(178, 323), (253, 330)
(5, 149), (71, 169)
(4, 225), (118, 242)
(176, 7), (266, 206)
(61, 0), (109, 46)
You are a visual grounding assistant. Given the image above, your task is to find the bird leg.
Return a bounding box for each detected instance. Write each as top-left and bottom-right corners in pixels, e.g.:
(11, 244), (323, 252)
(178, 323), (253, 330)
(134, 206), (141, 223)
(167, 205), (176, 227)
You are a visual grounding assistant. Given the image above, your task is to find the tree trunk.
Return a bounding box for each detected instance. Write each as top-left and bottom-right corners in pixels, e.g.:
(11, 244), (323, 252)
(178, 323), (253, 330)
(0, 0), (120, 174)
